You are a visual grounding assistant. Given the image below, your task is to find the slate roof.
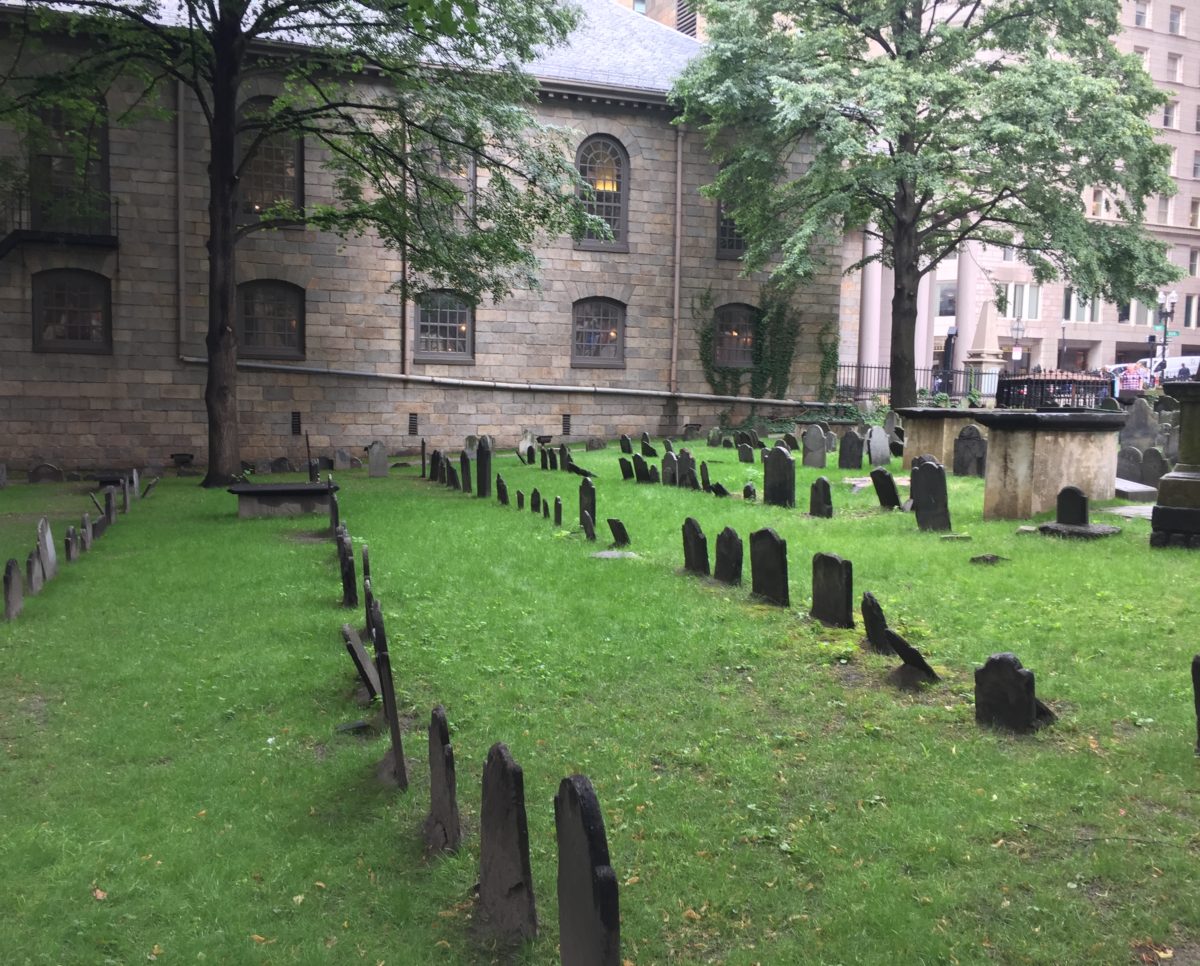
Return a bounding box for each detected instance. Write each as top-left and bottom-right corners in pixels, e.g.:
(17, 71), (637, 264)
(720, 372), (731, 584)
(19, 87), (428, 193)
(530, 0), (702, 96)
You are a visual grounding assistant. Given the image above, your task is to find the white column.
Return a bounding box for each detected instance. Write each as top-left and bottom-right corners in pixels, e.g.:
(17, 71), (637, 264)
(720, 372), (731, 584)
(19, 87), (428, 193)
(914, 274), (932, 372)
(857, 231), (882, 368)
(953, 241), (981, 370)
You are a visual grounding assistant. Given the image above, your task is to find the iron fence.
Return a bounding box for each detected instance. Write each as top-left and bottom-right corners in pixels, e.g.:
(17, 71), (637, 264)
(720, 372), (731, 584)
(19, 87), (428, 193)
(834, 364), (996, 403)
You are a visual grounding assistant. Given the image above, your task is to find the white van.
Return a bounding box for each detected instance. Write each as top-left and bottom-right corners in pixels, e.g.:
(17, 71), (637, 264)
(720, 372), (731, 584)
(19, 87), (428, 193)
(1151, 356), (1200, 380)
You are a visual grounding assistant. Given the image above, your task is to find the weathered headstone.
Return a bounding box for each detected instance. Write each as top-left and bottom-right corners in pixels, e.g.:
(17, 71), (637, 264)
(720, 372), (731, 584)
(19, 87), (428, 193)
(1193, 655), (1200, 756)
(838, 430), (864, 470)
(121, 477), (132, 514)
(516, 491), (525, 511)
(270, 456), (292, 474)
(26, 550), (44, 596)
(423, 705), (462, 854)
(660, 438), (673, 454)
(700, 462), (711, 492)
(4, 559), (22, 619)
(555, 775), (620, 966)
(80, 513), (93, 552)
(580, 510), (596, 542)
(36, 518), (57, 581)
(476, 437), (492, 499)
(1117, 445), (1142, 482)
(1038, 485), (1121, 538)
(446, 464), (461, 491)
(743, 482), (756, 502)
(810, 553), (854, 628)
(711, 482), (730, 497)
(438, 454), (449, 484)
(336, 448), (354, 471)
(607, 519), (630, 547)
(554, 497), (563, 527)
(370, 600), (409, 791)
(586, 437), (606, 452)
(0, 463), (6, 488)
(429, 449), (443, 482)
(1142, 447), (1170, 488)
(339, 536), (358, 608)
(734, 431), (750, 448)
(559, 443), (572, 471)
(782, 432), (800, 452)
(579, 478), (596, 529)
(649, 466), (660, 484)
(104, 487), (117, 525)
(681, 517), (709, 576)
(531, 489), (542, 514)
(802, 424), (828, 469)
(543, 502), (550, 520)
(809, 477), (833, 518)
(886, 630), (938, 685)
(861, 592), (892, 653)
(341, 623), (380, 701)
(477, 743), (538, 942)
(64, 526), (79, 563)
(952, 425), (987, 477)
(707, 427), (723, 447)
(763, 446), (796, 508)
(713, 527), (743, 585)
(662, 452), (679, 486)
(677, 449), (696, 486)
(737, 443), (755, 464)
(884, 411), (902, 437)
(640, 432), (656, 458)
(27, 462), (64, 483)
(974, 653), (1056, 731)
(632, 454), (651, 484)
(541, 448), (551, 471)
(1120, 397), (1159, 451)
(722, 438), (734, 448)
(911, 461), (952, 532)
(869, 468), (901, 509)
(619, 458), (634, 481)
(866, 426), (891, 467)
(749, 528), (789, 607)
(619, 434), (633, 454)
(459, 451), (473, 494)
(497, 475), (509, 506)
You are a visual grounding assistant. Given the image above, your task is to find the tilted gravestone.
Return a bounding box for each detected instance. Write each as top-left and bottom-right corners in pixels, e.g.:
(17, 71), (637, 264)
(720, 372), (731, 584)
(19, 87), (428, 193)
(866, 426), (891, 467)
(870, 468), (901, 509)
(80, 513), (93, 552)
(734, 430), (750, 448)
(28, 462), (65, 483)
(640, 438), (657, 459)
(516, 491), (525, 511)
(370, 599), (409, 790)
(763, 446), (796, 508)
(541, 448), (551, 471)
(662, 452), (679, 486)
(579, 478), (596, 529)
(677, 449), (697, 488)
(36, 518), (57, 581)
(662, 438), (674, 454)
(559, 443), (572, 471)
(681, 517), (709, 576)
(1142, 447), (1170, 488)
(581, 510), (596, 542)
(64, 526), (80, 563)
(811, 552), (854, 628)
(809, 477), (833, 518)
(555, 775), (620, 966)
(367, 441), (389, 477)
(619, 434), (633, 454)
(423, 705), (462, 854)
(141, 477), (160, 500)
(496, 475), (509, 506)
(743, 482), (756, 502)
(531, 489), (542, 514)
(783, 432), (800, 451)
(713, 527), (743, 585)
(632, 454), (652, 484)
(543, 502), (550, 520)
(438, 454), (449, 484)
(446, 464), (461, 491)
(839, 430), (864, 470)
(700, 462), (711, 492)
(26, 550), (44, 596)
(476, 436), (492, 499)
(554, 497), (563, 527)
(1116, 445), (1142, 482)
(861, 592), (893, 653)
(459, 451), (473, 495)
(341, 623), (381, 701)
(886, 630), (938, 685)
(737, 443), (755, 464)
(619, 458), (634, 481)
(711, 482), (730, 498)
(478, 742), (538, 943)
(749, 528), (789, 607)
(952, 425), (987, 477)
(974, 653), (1056, 732)
(607, 519), (630, 548)
(911, 461), (952, 532)
(4, 559), (22, 620)
(802, 424), (828, 469)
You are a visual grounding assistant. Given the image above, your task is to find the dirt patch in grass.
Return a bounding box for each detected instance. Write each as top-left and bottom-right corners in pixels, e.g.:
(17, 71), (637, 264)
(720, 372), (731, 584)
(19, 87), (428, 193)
(1132, 940), (1200, 964)
(289, 529), (332, 544)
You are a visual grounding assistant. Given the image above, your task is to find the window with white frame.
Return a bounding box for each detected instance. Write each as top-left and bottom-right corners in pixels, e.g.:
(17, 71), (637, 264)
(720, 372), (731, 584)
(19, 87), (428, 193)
(1158, 195), (1172, 223)
(1186, 294), (1197, 327)
(1001, 282), (1040, 320)
(713, 303), (757, 367)
(1170, 5), (1184, 34)
(1170, 146), (1178, 175)
(1135, 1), (1150, 27)
(1001, 245), (1015, 262)
(1062, 287), (1100, 323)
(414, 290), (474, 362)
(1169, 53), (1183, 81)
(1134, 46), (1150, 69)
(1193, 151), (1200, 178)
(571, 297), (625, 367)
(1192, 198), (1200, 227)
(1164, 101), (1179, 128)
(1191, 249), (1199, 276)
(32, 268), (112, 353)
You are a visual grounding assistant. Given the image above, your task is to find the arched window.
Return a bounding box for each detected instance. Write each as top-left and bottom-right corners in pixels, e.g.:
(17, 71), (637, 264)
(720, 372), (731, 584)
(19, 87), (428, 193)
(237, 280), (305, 359)
(714, 303), (756, 368)
(415, 290), (474, 362)
(572, 297), (625, 367)
(716, 202), (746, 260)
(238, 97), (304, 219)
(30, 98), (110, 234)
(576, 135), (629, 251)
(32, 269), (112, 353)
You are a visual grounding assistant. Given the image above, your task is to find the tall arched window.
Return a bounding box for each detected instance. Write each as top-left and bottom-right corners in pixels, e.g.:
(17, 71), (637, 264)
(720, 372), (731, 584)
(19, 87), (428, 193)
(572, 297), (625, 367)
(415, 290), (474, 362)
(576, 135), (629, 251)
(237, 280), (305, 359)
(32, 269), (112, 353)
(238, 97), (304, 220)
(714, 303), (756, 368)
(30, 98), (110, 234)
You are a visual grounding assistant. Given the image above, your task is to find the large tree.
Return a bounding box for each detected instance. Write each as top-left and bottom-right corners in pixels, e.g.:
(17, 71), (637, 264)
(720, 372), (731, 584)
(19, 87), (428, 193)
(675, 0), (1181, 407)
(7, 0), (593, 484)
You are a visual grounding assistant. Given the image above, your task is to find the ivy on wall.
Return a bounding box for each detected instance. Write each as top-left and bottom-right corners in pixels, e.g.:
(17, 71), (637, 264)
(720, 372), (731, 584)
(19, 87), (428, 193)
(695, 283), (804, 400)
(816, 320), (839, 402)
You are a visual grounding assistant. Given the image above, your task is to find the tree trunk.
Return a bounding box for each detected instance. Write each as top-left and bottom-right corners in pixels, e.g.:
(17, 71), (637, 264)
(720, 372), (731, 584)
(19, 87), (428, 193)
(889, 175), (920, 410)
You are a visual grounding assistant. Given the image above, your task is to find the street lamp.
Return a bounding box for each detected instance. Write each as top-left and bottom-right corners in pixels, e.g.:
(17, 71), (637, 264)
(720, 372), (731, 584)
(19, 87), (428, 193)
(1157, 289), (1179, 373)
(1010, 316), (1025, 374)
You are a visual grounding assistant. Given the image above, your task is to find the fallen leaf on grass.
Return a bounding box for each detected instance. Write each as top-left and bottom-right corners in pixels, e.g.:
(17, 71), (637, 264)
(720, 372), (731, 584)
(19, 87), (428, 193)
(292, 894), (304, 905)
(91, 888), (107, 901)
(251, 934), (276, 945)
(684, 908), (701, 921)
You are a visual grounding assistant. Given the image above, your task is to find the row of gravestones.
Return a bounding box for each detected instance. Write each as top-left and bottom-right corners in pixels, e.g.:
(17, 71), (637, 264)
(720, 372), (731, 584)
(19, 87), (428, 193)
(1117, 445), (1173, 489)
(1114, 396), (1180, 462)
(3, 474), (159, 621)
(329, 495), (623, 960)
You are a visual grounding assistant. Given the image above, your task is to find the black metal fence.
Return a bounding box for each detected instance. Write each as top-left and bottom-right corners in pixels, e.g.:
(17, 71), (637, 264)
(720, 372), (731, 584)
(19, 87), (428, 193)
(835, 364), (994, 402)
(994, 375), (1114, 409)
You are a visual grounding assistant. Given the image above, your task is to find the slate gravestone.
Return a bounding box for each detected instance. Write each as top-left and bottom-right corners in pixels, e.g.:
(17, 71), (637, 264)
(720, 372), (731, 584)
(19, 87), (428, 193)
(811, 553), (854, 628)
(579, 478), (596, 530)
(4, 559), (22, 620)
(516, 491), (525, 511)
(368, 601), (409, 791)
(662, 452), (679, 486)
(1038, 485), (1121, 538)
(681, 517), (710, 576)
(861, 592), (893, 653)
(632, 454), (651, 484)
(104, 488), (118, 525)
(497, 475), (509, 505)
(478, 742), (539, 942)
(743, 482), (756, 502)
(838, 430), (864, 470)
(700, 462), (711, 492)
(64, 527), (79, 563)
(619, 458), (634, 481)
(339, 539), (358, 608)
(446, 464), (461, 491)
(649, 466), (660, 484)
(586, 437), (606, 452)
(419, 440), (426, 478)
(517, 431), (537, 465)
(802, 425), (828, 469)
(28, 462), (64, 483)
(809, 477), (833, 518)
(559, 443), (572, 471)
(541, 448), (550, 471)
(911, 461), (952, 532)
(620, 434), (633, 454)
(707, 427), (723, 447)
(459, 451), (473, 494)
(722, 438), (734, 448)
(141, 477), (160, 500)
(580, 510), (597, 541)
(92, 516), (108, 540)
(662, 439), (674, 454)
(26, 550), (44, 596)
(429, 450), (442, 482)
(677, 449), (697, 487)
(952, 425), (987, 477)
(439, 455), (449, 485)
(714, 527), (743, 584)
(329, 493), (341, 533)
(763, 446), (796, 508)
(336, 448), (354, 472)
(341, 623), (381, 701)
(641, 440), (657, 459)
(0, 463), (6, 488)
(866, 426), (891, 467)
(750, 528), (789, 607)
(607, 519), (630, 547)
(423, 705), (462, 854)
(554, 497), (563, 527)
(555, 775), (620, 966)
(476, 437), (492, 499)
(735, 431), (750, 447)
(543, 502), (550, 520)
(122, 478), (133, 513)
(531, 489), (542, 514)
(1193, 656), (1200, 756)
(548, 449), (560, 471)
(1120, 397), (1159, 451)
(711, 482), (730, 497)
(270, 456), (291, 474)
(738, 443), (755, 464)
(783, 432), (800, 451)
(886, 630), (939, 684)
(870, 468), (901, 509)
(36, 518), (57, 581)
(825, 431), (838, 453)
(974, 653), (1056, 731)
(1117, 445), (1142, 482)
(80, 514), (93, 552)
(1142, 447), (1170, 488)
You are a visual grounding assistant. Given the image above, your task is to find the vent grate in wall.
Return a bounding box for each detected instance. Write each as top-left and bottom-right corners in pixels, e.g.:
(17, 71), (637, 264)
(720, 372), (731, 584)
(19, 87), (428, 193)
(291, 411), (302, 435)
(562, 413), (572, 436)
(408, 412), (419, 435)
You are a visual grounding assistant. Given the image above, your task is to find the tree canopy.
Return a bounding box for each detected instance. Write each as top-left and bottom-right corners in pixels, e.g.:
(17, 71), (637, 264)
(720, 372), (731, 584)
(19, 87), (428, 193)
(675, 0), (1181, 407)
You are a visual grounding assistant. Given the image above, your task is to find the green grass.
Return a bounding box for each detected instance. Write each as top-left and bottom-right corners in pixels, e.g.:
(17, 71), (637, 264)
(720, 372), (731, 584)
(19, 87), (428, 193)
(1, 445), (1198, 965)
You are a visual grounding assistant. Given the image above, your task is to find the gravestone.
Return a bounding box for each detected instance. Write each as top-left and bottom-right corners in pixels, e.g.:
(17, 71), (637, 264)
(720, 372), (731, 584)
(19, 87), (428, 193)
(607, 519), (630, 547)
(974, 653), (1056, 732)
(749, 528), (789, 607)
(861, 592), (892, 653)
(866, 427), (891, 467)
(1120, 397), (1159, 451)
(497, 475), (509, 505)
(632, 454), (651, 484)
(884, 411), (901, 437)
(543, 502), (550, 520)
(339, 537), (358, 608)
(1038, 485), (1121, 538)
(707, 427), (723, 447)
(92, 516), (107, 540)
(80, 514), (93, 552)
(423, 706), (462, 854)
(64, 526), (79, 563)
(713, 527), (743, 585)
(446, 464), (461, 491)
(4, 559), (22, 620)
(677, 449), (697, 488)
(809, 477), (833, 518)
(420, 440), (426, 477)
(811, 552), (853, 628)
(711, 482), (730, 497)
(640, 437), (657, 459)
(438, 454), (449, 485)
(662, 452), (679, 486)
(722, 438), (734, 448)
(580, 510), (596, 541)
(619, 458), (634, 481)
(517, 491), (525, 511)
(802, 424), (828, 469)
(141, 477), (160, 500)
(952, 425), (987, 477)
(619, 434), (633, 454)
(549, 448), (559, 472)
(541, 448), (550, 471)
(763, 446), (796, 508)
(839, 430), (864, 470)
(743, 483), (755, 502)
(459, 451), (473, 495)
(478, 743), (538, 942)
(1142, 447), (1170, 488)
(1117, 445), (1142, 482)
(341, 623), (380, 701)
(700, 462), (711, 492)
(825, 431), (838, 453)
(271, 456), (293, 474)
(586, 437), (606, 452)
(477, 437), (492, 499)
(429, 450), (443, 482)
(869, 468), (901, 509)
(1100, 396), (1122, 412)
(911, 461), (952, 532)
(370, 600), (409, 791)
(517, 431), (537, 465)
(104, 487), (117, 525)
(335, 448), (354, 471)
(329, 493), (340, 532)
(1193, 656), (1200, 756)
(554, 497), (563, 527)
(681, 517), (709, 575)
(122, 478), (132, 514)
(26, 550), (44, 596)
(559, 443), (572, 471)
(531, 489), (542, 514)
(662, 439), (674, 454)
(783, 432), (800, 451)
(579, 478), (596, 529)
(735, 431), (750, 448)
(555, 775), (620, 966)
(28, 462), (64, 483)
(886, 630), (939, 685)
(130, 468), (140, 499)
(0, 463), (6, 488)
(36, 518), (57, 581)
(738, 443), (755, 464)
(649, 466), (660, 484)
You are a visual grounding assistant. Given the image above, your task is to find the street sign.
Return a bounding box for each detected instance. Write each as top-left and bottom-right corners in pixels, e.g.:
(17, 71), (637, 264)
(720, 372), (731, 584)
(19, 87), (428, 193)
(1155, 322), (1166, 330)
(1169, 329), (1181, 337)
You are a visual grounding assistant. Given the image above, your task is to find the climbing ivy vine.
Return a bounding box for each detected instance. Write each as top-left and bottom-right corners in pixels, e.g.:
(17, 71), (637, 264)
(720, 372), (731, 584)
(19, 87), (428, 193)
(696, 282), (803, 400)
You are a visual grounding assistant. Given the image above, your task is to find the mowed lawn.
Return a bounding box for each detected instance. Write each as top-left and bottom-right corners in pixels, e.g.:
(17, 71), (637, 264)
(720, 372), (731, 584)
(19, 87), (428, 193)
(1, 442), (1198, 965)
